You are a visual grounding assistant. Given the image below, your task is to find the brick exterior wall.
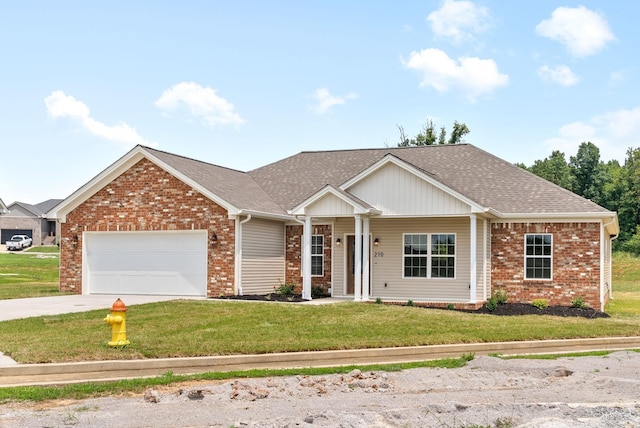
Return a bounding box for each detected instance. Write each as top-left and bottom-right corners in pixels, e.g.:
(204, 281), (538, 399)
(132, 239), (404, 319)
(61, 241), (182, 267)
(491, 222), (602, 308)
(285, 224), (332, 293)
(59, 158), (235, 297)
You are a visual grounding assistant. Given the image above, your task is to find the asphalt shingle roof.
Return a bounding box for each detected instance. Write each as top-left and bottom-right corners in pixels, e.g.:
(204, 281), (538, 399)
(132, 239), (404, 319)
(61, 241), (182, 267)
(248, 144), (610, 215)
(144, 144), (611, 217)
(145, 147), (287, 215)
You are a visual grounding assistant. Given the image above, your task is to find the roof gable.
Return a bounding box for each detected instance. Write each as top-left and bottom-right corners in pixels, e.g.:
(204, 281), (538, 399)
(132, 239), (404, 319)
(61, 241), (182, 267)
(289, 185), (380, 217)
(49, 146), (288, 221)
(345, 157), (476, 216)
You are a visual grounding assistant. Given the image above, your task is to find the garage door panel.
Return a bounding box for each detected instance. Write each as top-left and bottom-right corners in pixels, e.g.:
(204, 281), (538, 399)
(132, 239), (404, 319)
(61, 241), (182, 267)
(85, 231), (207, 296)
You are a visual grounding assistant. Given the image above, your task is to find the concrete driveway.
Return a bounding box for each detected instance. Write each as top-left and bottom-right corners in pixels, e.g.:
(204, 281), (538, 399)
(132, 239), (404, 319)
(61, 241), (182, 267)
(0, 294), (204, 322)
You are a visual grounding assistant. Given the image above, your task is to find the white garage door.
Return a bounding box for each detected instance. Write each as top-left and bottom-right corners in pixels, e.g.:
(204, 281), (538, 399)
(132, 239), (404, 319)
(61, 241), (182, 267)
(85, 231), (207, 296)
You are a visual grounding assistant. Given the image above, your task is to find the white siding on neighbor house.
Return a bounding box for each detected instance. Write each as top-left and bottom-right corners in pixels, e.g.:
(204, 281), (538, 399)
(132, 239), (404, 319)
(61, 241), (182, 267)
(333, 217), (490, 302)
(346, 163), (471, 216)
(306, 194), (355, 216)
(241, 218), (285, 294)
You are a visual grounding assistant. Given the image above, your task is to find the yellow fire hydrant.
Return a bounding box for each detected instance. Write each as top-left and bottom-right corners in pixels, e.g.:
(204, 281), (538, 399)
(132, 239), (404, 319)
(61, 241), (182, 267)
(104, 298), (131, 347)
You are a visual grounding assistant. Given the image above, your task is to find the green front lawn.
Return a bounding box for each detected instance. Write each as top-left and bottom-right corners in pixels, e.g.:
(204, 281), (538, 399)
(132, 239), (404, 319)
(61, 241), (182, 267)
(0, 253), (60, 299)
(1, 298), (638, 364)
(0, 252), (638, 364)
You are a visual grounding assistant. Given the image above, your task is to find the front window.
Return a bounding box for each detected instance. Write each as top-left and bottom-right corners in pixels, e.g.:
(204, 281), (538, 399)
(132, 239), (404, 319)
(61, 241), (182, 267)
(431, 234), (456, 278)
(404, 233), (455, 278)
(311, 235), (324, 276)
(404, 234), (428, 277)
(525, 234), (552, 279)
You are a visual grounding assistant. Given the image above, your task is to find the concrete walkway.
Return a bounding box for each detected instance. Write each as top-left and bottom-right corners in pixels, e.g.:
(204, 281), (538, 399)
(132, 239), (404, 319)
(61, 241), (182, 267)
(0, 294), (206, 322)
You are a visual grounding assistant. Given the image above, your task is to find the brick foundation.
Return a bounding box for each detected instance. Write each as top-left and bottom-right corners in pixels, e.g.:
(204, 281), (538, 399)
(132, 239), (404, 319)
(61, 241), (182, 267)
(491, 222), (602, 308)
(59, 158), (235, 297)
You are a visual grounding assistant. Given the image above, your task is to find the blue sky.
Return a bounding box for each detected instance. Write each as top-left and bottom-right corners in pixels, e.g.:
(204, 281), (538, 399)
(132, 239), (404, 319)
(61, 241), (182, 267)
(2, 1), (639, 206)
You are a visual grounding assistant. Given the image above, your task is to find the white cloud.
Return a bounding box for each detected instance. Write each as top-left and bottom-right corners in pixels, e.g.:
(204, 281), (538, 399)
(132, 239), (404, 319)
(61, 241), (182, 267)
(608, 69), (628, 88)
(402, 48), (508, 102)
(155, 82), (244, 127)
(44, 91), (154, 147)
(543, 107), (640, 162)
(311, 88), (357, 114)
(535, 6), (615, 58)
(538, 65), (579, 86)
(427, 0), (491, 45)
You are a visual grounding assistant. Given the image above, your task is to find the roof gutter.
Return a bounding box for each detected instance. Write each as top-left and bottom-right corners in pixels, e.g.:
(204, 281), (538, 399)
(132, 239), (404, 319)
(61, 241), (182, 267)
(235, 210), (293, 222)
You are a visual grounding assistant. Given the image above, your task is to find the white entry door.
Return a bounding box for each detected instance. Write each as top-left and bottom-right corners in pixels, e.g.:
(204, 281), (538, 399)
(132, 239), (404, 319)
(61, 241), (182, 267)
(85, 231), (207, 296)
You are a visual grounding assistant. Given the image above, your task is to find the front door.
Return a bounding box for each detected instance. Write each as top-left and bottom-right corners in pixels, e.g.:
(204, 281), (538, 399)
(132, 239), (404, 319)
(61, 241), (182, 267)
(346, 235), (371, 295)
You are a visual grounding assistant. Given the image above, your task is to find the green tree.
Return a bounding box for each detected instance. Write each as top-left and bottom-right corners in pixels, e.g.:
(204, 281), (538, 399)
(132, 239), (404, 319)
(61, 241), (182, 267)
(616, 148), (640, 243)
(569, 142), (609, 205)
(529, 150), (575, 190)
(448, 121), (470, 145)
(397, 120), (470, 147)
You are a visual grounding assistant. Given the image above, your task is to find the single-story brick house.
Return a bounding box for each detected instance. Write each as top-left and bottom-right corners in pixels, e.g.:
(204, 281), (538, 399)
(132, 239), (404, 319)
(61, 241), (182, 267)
(48, 144), (618, 311)
(0, 199), (62, 245)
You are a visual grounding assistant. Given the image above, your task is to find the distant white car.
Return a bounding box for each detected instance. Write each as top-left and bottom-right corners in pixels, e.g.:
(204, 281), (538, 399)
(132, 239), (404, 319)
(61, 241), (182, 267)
(6, 235), (32, 251)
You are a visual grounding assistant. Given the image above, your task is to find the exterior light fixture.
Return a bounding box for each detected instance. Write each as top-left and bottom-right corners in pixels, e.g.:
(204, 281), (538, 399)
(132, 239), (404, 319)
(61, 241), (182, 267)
(336, 238), (341, 246)
(374, 238), (380, 246)
(210, 232), (218, 246)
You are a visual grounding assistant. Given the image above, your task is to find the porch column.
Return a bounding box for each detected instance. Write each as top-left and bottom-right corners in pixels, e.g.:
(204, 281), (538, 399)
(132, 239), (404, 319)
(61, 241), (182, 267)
(469, 213), (477, 303)
(362, 216), (370, 302)
(482, 218), (488, 300)
(302, 216), (312, 300)
(354, 215), (362, 301)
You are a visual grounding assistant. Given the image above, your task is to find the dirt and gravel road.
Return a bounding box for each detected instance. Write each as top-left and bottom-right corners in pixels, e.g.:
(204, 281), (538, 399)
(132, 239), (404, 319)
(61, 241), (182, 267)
(2, 350), (639, 427)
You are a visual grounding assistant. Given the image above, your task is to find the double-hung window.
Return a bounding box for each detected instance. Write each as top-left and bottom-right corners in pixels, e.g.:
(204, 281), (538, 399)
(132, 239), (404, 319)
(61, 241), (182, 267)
(311, 235), (324, 276)
(525, 234), (552, 279)
(403, 233), (456, 279)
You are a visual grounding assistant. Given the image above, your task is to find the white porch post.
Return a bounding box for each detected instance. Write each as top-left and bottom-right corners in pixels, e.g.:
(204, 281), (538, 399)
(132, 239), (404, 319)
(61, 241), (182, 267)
(302, 216), (312, 300)
(362, 216), (370, 302)
(482, 218), (488, 300)
(469, 213), (477, 303)
(354, 215), (362, 301)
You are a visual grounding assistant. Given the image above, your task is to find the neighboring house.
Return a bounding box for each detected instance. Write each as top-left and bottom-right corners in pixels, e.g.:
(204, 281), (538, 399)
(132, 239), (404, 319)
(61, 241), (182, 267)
(0, 199), (63, 246)
(0, 198), (7, 215)
(47, 144), (618, 311)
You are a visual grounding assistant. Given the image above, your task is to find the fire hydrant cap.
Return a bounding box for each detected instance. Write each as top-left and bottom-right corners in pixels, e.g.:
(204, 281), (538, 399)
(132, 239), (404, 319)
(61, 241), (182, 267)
(111, 298), (128, 312)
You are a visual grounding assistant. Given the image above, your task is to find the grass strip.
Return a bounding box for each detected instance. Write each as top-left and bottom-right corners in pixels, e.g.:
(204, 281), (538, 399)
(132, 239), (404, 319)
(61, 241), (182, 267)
(494, 349), (640, 360)
(0, 354), (474, 402)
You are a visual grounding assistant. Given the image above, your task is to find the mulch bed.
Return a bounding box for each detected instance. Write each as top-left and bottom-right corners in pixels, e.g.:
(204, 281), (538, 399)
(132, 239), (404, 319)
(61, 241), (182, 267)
(471, 302), (609, 318)
(215, 294), (609, 318)
(216, 293), (327, 303)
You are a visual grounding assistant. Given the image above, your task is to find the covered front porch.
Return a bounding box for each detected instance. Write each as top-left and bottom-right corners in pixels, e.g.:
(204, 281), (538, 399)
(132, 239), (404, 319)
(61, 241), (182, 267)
(294, 213), (490, 304)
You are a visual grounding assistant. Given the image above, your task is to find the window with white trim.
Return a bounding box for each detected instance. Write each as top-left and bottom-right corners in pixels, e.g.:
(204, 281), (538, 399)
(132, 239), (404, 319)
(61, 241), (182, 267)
(403, 233), (456, 278)
(311, 235), (324, 276)
(431, 233), (456, 278)
(525, 234), (552, 279)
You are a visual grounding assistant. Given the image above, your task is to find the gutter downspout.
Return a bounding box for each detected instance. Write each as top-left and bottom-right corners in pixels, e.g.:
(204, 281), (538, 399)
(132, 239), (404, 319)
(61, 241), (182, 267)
(234, 214), (252, 296)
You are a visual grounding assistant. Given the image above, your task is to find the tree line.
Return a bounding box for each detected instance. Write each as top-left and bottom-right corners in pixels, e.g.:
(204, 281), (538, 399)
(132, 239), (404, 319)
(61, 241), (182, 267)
(517, 142), (640, 252)
(397, 121), (640, 252)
